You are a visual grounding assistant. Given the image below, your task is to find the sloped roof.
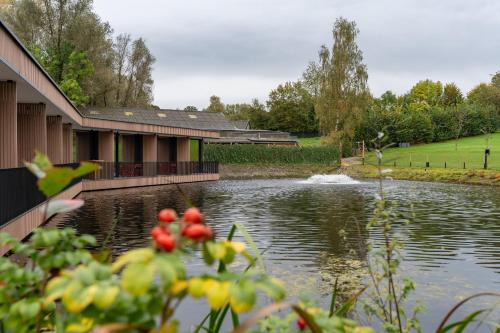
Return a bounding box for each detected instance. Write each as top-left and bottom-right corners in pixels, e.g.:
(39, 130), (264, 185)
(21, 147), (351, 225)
(82, 108), (242, 131)
(229, 120), (249, 129)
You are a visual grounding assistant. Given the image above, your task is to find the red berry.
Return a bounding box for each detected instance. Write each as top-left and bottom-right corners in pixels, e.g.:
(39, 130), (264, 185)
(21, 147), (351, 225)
(155, 234), (176, 252)
(183, 207), (203, 224)
(297, 318), (307, 330)
(158, 209), (177, 223)
(182, 224), (213, 242)
(151, 226), (167, 239)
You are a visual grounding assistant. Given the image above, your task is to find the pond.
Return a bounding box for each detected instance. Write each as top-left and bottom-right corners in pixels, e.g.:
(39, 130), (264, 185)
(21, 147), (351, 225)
(49, 176), (500, 331)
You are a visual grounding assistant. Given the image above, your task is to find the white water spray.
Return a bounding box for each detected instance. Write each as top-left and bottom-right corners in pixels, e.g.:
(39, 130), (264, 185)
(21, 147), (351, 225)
(298, 174), (361, 185)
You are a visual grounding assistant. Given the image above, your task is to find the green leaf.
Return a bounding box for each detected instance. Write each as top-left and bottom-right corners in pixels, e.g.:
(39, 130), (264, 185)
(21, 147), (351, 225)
(256, 278), (286, 301)
(72, 162), (99, 178)
(440, 310), (485, 333)
(153, 256), (177, 291)
(111, 248), (154, 272)
(121, 262), (154, 296)
(38, 167), (75, 197)
(45, 276), (71, 305)
(202, 242), (215, 266)
(18, 300), (41, 320)
(62, 281), (97, 313)
(33, 151), (53, 171)
(24, 162), (46, 178)
(234, 223), (265, 272)
(229, 280), (256, 313)
(93, 285), (119, 309)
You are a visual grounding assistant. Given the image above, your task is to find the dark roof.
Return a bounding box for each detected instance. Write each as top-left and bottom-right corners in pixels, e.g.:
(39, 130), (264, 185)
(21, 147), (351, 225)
(229, 120), (249, 129)
(82, 108), (243, 130)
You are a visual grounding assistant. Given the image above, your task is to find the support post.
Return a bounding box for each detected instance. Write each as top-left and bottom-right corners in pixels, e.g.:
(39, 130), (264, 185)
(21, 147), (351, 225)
(46, 116), (63, 164)
(143, 134), (158, 176)
(62, 123), (73, 163)
(17, 103), (46, 166)
(0, 81), (17, 168)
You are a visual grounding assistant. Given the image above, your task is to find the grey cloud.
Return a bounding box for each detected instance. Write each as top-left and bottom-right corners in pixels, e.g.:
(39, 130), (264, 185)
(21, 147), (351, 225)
(94, 0), (500, 108)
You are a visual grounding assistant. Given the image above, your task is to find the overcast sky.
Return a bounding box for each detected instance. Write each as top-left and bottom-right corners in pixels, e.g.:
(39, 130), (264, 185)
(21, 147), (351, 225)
(94, 0), (500, 110)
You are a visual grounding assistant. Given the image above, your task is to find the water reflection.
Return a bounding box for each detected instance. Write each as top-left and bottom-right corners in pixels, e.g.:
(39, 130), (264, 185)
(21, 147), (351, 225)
(49, 178), (500, 330)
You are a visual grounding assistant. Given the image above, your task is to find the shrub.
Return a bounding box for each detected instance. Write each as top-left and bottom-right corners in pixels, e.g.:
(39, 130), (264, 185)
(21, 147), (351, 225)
(203, 144), (339, 165)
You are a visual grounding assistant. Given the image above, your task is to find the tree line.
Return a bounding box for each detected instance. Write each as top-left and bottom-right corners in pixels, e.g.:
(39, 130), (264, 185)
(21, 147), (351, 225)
(204, 17), (499, 155)
(0, 0), (156, 108)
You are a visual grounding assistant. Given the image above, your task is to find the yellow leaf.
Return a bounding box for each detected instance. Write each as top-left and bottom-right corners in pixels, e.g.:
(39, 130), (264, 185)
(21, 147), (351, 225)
(112, 248), (154, 272)
(206, 281), (230, 310)
(65, 317), (94, 333)
(229, 280), (256, 314)
(62, 282), (97, 313)
(228, 241), (246, 253)
(121, 262), (154, 296)
(188, 278), (205, 298)
(171, 280), (188, 296)
(92, 285), (119, 310)
(44, 276), (70, 307)
(353, 327), (376, 333)
(211, 243), (227, 260)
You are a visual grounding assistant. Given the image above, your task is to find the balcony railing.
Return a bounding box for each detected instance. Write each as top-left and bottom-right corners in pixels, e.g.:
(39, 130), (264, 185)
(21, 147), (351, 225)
(0, 161), (218, 227)
(87, 161), (219, 179)
(0, 163), (81, 227)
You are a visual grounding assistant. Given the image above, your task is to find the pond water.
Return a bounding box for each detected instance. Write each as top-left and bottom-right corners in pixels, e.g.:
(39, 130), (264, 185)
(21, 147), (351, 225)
(50, 176), (500, 331)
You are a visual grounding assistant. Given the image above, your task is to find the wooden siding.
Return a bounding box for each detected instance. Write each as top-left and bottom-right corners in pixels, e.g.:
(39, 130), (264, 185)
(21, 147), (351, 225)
(17, 103), (46, 165)
(177, 137), (190, 161)
(82, 118), (219, 139)
(143, 135), (157, 162)
(46, 116), (63, 164)
(0, 27), (82, 124)
(62, 123), (73, 163)
(0, 81), (17, 168)
(98, 131), (114, 162)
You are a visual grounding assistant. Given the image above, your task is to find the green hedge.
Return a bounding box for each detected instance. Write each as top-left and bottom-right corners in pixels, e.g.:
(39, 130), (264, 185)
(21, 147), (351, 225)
(203, 144), (339, 165)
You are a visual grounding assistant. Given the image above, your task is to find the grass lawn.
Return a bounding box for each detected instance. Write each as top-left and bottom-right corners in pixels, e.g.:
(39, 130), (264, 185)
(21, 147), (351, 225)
(298, 137), (322, 147)
(364, 132), (500, 170)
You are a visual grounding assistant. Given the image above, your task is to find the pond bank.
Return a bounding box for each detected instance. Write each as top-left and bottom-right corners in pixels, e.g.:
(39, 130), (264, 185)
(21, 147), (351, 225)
(342, 164), (500, 186)
(219, 163), (500, 186)
(219, 164), (339, 179)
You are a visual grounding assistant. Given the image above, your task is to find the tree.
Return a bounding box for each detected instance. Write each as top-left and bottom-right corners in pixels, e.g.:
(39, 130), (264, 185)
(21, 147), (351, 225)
(59, 50), (94, 106)
(114, 33), (131, 105)
(1, 0), (156, 108)
(267, 81), (317, 133)
(224, 103), (246, 120)
(442, 83), (463, 106)
(314, 17), (369, 155)
(121, 38), (155, 107)
(301, 61), (321, 97)
(184, 106), (198, 112)
(207, 95), (224, 113)
(468, 80), (500, 110)
(407, 79), (443, 109)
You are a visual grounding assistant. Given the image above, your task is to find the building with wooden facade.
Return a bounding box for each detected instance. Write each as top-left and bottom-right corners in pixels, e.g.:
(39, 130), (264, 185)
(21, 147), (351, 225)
(0, 20), (219, 249)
